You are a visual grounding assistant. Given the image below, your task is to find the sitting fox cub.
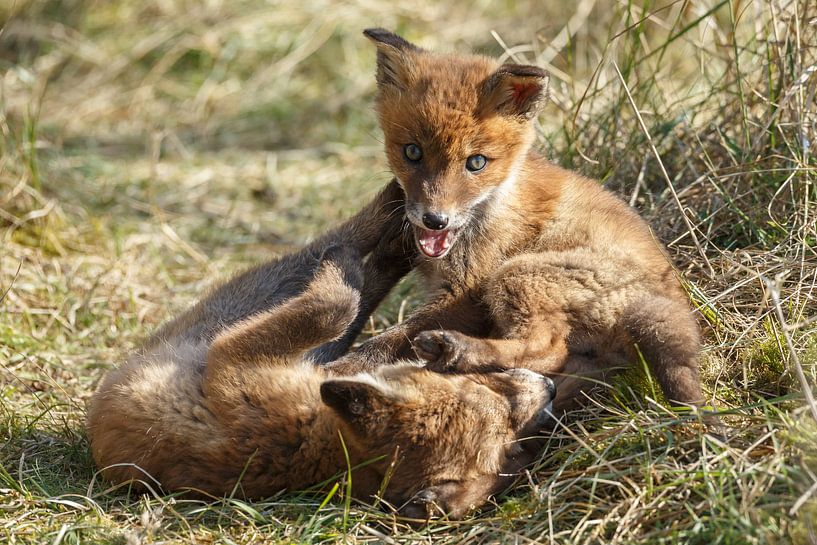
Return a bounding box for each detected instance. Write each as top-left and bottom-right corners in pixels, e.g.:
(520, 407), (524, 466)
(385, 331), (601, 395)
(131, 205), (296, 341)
(86, 182), (556, 518)
(327, 29), (704, 409)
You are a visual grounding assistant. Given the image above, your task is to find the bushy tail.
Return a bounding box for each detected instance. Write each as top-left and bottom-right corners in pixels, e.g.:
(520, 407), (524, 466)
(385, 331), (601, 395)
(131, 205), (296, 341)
(621, 295), (704, 406)
(205, 245), (363, 381)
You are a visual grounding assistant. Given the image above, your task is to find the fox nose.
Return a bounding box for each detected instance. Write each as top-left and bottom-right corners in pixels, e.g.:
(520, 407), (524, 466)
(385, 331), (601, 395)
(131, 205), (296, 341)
(543, 376), (557, 399)
(422, 212), (449, 230)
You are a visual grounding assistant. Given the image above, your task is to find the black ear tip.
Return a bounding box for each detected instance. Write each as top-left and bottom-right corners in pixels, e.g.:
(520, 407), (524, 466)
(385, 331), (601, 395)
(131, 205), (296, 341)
(499, 64), (550, 80)
(363, 28), (399, 44)
(320, 380), (343, 406)
(362, 28), (422, 52)
(363, 27), (389, 39)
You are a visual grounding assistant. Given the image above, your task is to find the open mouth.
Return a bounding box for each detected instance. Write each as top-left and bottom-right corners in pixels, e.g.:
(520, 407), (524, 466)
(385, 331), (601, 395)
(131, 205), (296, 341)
(414, 226), (459, 258)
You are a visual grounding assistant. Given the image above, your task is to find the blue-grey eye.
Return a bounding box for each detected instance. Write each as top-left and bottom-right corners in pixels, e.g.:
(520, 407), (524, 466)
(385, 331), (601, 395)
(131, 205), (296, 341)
(404, 144), (423, 162)
(466, 154), (487, 172)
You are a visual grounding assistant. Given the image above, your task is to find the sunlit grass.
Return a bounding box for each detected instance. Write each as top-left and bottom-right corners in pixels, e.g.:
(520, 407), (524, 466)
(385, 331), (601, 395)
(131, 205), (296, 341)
(1, 0), (815, 543)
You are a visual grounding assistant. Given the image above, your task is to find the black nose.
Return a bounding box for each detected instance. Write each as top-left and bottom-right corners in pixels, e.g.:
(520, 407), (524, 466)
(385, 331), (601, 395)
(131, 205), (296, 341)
(422, 212), (449, 230)
(543, 376), (557, 399)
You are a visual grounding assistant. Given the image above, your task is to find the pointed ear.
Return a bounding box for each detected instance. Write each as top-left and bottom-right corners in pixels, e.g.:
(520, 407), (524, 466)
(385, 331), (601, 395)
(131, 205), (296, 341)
(320, 378), (393, 420)
(480, 64), (550, 120)
(363, 28), (423, 90)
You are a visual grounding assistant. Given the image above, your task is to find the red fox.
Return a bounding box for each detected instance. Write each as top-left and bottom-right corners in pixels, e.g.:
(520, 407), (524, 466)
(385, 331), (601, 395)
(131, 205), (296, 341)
(86, 182), (557, 519)
(327, 29), (704, 410)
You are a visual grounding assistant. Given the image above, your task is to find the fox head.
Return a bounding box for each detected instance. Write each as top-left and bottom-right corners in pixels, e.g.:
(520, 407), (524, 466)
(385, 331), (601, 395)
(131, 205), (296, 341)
(364, 28), (549, 259)
(320, 364), (555, 517)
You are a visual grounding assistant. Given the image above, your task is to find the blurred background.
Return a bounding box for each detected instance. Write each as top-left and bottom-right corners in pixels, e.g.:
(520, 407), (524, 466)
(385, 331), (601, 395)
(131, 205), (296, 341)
(1, 1), (815, 543)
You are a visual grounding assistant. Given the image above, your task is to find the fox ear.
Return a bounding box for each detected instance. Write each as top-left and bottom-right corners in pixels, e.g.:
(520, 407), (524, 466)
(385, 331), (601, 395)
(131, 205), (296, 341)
(320, 378), (394, 420)
(363, 28), (422, 90)
(481, 64), (550, 120)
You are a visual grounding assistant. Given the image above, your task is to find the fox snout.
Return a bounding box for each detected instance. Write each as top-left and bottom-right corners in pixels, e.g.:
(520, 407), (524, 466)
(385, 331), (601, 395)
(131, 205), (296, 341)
(421, 211), (448, 231)
(404, 201), (459, 230)
(404, 200), (465, 259)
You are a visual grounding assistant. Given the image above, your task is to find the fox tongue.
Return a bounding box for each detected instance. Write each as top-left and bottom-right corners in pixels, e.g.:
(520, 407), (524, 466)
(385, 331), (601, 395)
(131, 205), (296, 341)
(418, 229), (451, 258)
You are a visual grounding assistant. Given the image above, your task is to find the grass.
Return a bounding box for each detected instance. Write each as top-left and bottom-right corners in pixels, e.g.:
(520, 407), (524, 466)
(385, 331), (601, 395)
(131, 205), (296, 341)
(1, 0), (816, 543)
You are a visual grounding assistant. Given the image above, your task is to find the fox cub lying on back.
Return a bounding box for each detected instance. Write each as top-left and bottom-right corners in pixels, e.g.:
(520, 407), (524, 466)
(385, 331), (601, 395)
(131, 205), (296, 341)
(86, 182), (557, 518)
(328, 29), (704, 410)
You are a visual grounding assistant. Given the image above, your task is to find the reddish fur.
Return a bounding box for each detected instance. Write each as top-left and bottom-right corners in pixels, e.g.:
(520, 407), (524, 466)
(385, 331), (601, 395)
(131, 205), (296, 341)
(328, 30), (704, 410)
(86, 182), (556, 519)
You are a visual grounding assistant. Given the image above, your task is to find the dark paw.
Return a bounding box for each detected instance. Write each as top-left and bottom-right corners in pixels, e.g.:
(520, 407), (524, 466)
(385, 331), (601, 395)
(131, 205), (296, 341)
(412, 330), (465, 372)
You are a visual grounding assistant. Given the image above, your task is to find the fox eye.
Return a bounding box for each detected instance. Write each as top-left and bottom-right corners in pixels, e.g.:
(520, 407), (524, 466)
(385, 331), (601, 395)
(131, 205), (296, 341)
(466, 154), (487, 172)
(404, 144), (423, 162)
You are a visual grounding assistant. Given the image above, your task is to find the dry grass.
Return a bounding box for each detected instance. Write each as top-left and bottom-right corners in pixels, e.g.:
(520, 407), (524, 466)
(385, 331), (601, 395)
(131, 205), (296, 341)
(1, 0), (816, 543)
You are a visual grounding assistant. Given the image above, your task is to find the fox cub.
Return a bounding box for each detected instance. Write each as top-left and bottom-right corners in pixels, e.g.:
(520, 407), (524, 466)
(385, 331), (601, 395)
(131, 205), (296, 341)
(86, 181), (556, 518)
(328, 29), (704, 410)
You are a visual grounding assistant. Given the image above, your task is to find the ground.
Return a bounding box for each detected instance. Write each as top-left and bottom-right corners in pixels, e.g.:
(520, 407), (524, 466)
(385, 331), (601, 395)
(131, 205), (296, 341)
(1, 1), (816, 543)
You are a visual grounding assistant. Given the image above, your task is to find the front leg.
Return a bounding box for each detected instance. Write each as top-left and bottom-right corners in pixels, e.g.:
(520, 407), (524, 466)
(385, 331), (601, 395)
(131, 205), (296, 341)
(412, 330), (497, 373)
(414, 323), (569, 375)
(324, 290), (489, 375)
(308, 216), (415, 364)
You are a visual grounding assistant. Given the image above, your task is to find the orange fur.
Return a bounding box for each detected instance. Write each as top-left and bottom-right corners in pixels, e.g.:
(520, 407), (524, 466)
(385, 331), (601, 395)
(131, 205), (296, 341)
(328, 29), (703, 409)
(86, 182), (556, 519)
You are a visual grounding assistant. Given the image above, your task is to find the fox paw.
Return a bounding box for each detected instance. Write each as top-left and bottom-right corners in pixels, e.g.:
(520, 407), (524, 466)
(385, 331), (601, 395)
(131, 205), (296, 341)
(413, 330), (484, 373)
(412, 330), (463, 371)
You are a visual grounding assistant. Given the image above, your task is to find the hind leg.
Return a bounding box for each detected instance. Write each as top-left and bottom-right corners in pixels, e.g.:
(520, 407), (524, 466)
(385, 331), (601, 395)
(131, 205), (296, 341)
(309, 211), (415, 364)
(622, 296), (704, 406)
(205, 245), (364, 385)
